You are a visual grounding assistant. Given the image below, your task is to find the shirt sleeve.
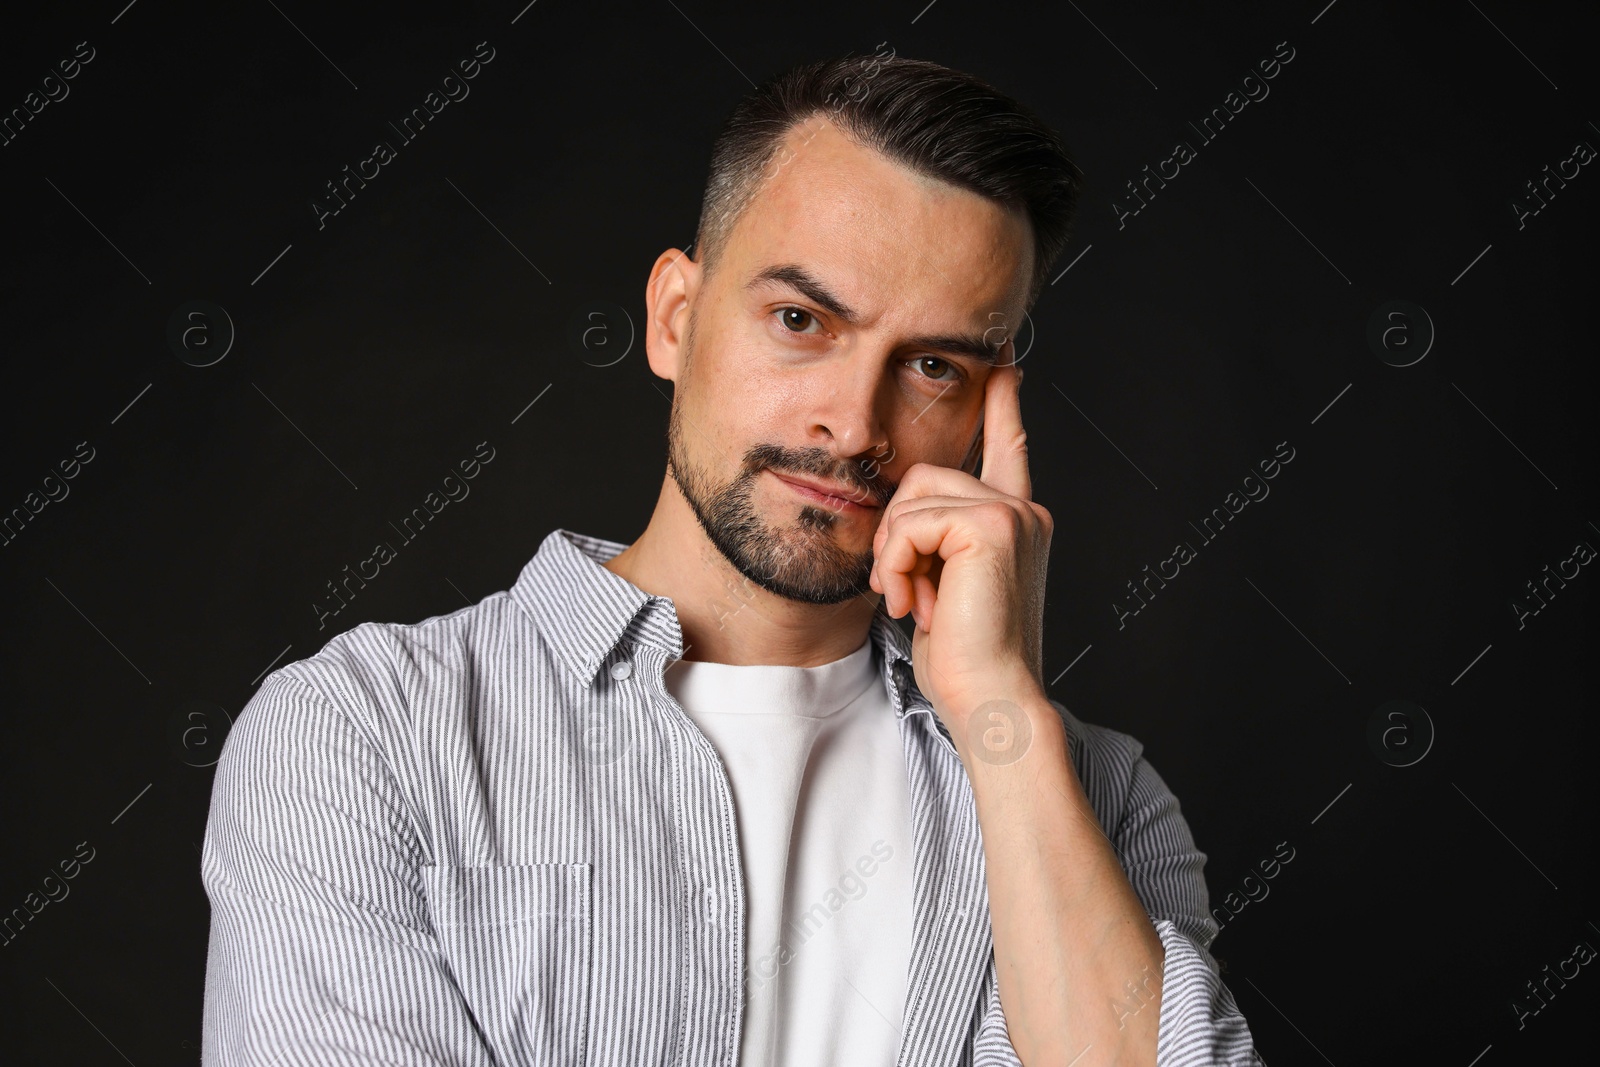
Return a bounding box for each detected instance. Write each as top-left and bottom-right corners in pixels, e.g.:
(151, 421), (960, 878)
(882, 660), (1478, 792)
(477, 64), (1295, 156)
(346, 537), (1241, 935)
(200, 669), (495, 1066)
(967, 717), (1267, 1066)
(970, 963), (1023, 1067)
(1114, 743), (1264, 1066)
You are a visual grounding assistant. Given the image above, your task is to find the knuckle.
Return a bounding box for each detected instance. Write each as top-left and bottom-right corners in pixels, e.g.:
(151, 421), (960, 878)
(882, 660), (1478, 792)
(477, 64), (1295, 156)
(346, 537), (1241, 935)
(976, 499), (1019, 530)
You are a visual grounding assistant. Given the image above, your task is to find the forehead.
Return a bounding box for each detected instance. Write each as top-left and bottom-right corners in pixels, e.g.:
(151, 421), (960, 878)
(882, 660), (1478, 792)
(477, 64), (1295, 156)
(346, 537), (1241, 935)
(721, 117), (1033, 326)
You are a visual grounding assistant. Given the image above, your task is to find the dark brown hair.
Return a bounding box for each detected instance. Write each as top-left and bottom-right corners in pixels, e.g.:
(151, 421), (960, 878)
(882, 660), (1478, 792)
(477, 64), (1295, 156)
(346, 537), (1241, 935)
(693, 51), (1083, 310)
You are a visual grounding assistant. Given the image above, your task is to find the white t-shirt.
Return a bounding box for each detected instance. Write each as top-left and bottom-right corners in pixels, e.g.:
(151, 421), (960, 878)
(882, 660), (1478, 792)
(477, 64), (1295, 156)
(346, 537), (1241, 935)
(664, 637), (913, 1066)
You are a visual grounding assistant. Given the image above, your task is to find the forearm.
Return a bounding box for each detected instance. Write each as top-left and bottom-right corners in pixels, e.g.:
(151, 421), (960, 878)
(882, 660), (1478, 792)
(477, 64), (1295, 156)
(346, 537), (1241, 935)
(952, 681), (1165, 1066)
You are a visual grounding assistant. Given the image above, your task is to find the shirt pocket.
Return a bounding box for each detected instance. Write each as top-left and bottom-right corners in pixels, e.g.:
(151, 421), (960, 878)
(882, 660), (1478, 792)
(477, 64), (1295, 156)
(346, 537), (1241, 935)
(425, 862), (591, 1066)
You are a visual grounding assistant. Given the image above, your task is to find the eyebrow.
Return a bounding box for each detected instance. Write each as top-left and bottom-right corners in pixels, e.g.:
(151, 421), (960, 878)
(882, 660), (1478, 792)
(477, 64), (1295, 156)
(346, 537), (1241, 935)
(745, 263), (1004, 366)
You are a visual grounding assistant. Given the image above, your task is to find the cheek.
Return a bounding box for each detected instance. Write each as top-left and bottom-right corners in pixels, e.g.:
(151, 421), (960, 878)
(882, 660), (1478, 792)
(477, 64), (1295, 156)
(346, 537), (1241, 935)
(683, 373), (786, 462)
(751, 374), (809, 424)
(885, 410), (981, 470)
(735, 361), (841, 444)
(709, 325), (791, 408)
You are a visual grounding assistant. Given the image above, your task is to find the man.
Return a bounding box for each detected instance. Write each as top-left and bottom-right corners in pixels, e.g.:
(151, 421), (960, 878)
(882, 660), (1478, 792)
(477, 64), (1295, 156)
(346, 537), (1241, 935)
(201, 52), (1264, 1066)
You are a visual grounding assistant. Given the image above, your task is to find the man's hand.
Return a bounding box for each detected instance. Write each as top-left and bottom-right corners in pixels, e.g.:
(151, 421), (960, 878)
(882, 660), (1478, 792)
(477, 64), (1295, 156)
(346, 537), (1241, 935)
(867, 356), (1053, 729)
(870, 354), (1167, 1066)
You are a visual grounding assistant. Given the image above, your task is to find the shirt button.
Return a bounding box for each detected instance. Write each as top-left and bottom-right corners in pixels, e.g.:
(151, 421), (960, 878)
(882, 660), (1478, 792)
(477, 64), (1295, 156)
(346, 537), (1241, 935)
(610, 660), (632, 680)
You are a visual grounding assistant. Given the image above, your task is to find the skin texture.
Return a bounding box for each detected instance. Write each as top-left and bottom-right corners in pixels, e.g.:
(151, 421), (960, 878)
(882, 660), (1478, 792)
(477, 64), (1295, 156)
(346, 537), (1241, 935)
(604, 116), (1163, 1065)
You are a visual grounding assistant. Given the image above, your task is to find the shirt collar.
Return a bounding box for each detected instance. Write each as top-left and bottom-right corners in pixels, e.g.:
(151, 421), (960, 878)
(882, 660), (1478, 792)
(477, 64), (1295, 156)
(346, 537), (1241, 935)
(510, 529), (950, 743)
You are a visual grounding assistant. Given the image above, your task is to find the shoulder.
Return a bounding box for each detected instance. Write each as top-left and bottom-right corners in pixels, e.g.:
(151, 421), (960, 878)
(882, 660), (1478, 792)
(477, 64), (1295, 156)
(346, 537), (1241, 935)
(272, 591), (524, 726)
(213, 593), (527, 825)
(223, 590), (534, 787)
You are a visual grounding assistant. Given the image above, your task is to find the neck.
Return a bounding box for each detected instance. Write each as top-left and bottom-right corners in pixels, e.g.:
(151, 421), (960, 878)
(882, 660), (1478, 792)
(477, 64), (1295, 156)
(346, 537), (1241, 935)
(601, 472), (881, 667)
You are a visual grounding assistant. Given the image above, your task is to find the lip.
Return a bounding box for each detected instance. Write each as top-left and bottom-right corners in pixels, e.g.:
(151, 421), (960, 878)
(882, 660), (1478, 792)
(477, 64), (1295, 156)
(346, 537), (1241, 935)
(770, 471), (879, 513)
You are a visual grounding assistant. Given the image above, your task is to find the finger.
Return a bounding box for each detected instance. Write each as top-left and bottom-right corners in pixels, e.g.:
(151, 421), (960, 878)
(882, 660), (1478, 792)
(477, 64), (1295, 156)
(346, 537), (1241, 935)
(876, 505), (976, 620)
(883, 493), (1001, 525)
(911, 572), (939, 631)
(876, 468), (1007, 556)
(880, 538), (936, 622)
(873, 494), (984, 599)
(980, 355), (1031, 501)
(876, 470), (998, 566)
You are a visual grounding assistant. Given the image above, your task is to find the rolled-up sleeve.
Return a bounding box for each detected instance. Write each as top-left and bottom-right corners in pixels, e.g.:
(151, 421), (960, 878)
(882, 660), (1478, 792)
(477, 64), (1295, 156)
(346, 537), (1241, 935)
(1111, 743), (1264, 1065)
(200, 669), (494, 1066)
(968, 710), (1265, 1066)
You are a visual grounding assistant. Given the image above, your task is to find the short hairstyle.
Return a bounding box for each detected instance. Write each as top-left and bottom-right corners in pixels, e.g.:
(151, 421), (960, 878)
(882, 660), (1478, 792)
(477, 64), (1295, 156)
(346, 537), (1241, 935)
(692, 51), (1083, 312)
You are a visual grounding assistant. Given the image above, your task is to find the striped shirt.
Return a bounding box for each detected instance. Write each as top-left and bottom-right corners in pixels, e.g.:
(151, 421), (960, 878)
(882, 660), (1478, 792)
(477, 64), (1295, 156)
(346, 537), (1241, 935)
(201, 527), (1265, 1066)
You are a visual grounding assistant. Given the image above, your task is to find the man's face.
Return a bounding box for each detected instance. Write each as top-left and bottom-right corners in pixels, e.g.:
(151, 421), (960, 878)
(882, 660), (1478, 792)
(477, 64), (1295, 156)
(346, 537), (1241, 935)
(660, 116), (1033, 606)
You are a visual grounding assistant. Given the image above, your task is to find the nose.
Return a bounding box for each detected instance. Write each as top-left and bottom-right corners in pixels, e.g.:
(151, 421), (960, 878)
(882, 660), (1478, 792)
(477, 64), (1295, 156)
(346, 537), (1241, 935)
(809, 352), (889, 462)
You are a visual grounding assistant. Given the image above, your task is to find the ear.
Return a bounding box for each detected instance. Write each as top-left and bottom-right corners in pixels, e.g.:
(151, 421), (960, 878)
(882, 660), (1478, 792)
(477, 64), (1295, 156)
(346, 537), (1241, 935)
(644, 247), (702, 384)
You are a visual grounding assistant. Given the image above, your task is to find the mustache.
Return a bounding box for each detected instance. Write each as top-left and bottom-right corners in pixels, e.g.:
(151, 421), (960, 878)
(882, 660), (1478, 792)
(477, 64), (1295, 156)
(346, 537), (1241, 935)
(743, 444), (894, 507)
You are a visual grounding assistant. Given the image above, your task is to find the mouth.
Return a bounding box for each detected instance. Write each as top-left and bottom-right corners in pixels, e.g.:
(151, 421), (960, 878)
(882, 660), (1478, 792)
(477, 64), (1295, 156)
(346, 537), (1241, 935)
(769, 470), (880, 513)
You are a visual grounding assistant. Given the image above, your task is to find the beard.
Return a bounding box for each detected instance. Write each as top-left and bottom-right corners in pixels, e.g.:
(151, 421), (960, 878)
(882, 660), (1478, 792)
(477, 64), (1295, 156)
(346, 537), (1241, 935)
(664, 327), (891, 606)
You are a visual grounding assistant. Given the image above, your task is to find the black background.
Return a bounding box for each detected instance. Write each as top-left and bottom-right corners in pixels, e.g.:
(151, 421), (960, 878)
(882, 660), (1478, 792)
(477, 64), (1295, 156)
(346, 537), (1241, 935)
(1, 1), (1595, 1063)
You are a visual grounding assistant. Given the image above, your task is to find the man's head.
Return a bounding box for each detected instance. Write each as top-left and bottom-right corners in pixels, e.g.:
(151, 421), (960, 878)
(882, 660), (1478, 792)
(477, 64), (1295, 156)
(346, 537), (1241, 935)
(644, 52), (1081, 609)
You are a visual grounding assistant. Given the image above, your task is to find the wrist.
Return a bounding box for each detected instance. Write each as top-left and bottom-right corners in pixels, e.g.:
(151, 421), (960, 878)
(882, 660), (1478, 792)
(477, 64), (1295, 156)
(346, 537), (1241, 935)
(945, 676), (1065, 768)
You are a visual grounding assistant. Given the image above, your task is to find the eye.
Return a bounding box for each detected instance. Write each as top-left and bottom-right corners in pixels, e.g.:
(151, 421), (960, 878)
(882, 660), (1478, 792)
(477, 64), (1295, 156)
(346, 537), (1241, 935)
(907, 355), (962, 383)
(775, 306), (823, 335)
